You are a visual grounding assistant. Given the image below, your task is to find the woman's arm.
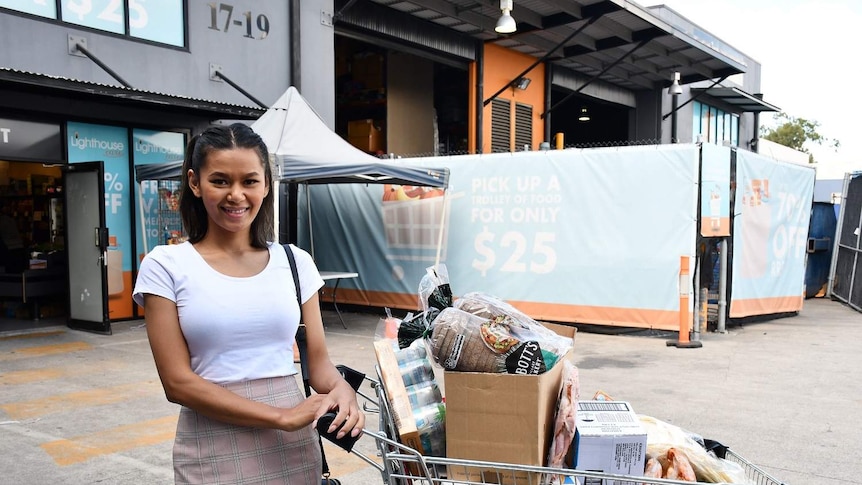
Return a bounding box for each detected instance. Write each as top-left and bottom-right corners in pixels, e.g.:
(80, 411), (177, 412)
(301, 291), (366, 438)
(143, 293), (326, 431)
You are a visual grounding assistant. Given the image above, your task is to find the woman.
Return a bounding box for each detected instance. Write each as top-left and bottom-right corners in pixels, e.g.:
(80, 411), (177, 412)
(133, 123), (363, 484)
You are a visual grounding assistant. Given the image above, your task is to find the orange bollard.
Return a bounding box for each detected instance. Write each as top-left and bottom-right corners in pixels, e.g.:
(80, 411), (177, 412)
(668, 255), (702, 348)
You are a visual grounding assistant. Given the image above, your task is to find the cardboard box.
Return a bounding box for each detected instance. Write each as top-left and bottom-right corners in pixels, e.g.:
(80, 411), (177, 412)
(572, 401), (647, 484)
(444, 324), (577, 485)
(348, 118), (376, 137)
(347, 119), (384, 153)
(372, 340), (424, 454)
(348, 134), (383, 153)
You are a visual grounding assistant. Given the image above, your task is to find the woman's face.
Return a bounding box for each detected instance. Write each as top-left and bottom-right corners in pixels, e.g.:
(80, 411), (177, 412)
(188, 147), (270, 237)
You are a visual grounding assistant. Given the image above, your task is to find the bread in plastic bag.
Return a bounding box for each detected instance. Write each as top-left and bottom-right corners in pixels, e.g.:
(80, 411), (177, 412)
(428, 299), (573, 374)
(428, 307), (502, 373)
(453, 292), (574, 372)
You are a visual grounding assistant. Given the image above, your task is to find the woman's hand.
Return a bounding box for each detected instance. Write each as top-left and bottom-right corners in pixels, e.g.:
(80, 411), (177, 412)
(283, 393), (333, 432)
(315, 379), (365, 439)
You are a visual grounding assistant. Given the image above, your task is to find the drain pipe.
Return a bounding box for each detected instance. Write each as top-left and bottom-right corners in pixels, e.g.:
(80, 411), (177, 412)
(717, 237), (728, 333)
(692, 256), (702, 343)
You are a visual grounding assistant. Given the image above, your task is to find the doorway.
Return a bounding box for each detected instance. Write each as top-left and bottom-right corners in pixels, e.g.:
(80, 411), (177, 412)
(0, 160), (67, 333)
(549, 89), (631, 147)
(334, 35), (469, 157)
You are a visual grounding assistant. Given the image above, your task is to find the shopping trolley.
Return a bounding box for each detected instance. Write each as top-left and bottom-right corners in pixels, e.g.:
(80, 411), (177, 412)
(350, 368), (787, 485)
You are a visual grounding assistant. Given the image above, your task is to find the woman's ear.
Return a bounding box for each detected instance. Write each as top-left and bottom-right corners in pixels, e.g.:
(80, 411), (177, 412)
(188, 169), (201, 197)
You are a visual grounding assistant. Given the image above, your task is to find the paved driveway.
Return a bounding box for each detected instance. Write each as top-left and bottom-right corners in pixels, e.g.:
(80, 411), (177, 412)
(1, 299), (859, 484)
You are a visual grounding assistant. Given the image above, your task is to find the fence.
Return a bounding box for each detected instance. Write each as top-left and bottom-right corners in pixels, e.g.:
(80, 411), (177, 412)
(377, 138), (664, 159)
(829, 173), (862, 311)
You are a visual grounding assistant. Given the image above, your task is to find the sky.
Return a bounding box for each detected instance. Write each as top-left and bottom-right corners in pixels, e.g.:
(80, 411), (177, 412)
(653, 0), (860, 172)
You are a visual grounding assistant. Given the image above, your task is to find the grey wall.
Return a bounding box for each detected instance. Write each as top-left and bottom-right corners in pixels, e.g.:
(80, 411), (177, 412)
(0, 1), (292, 110)
(634, 90), (662, 142)
(299, 0), (336, 129)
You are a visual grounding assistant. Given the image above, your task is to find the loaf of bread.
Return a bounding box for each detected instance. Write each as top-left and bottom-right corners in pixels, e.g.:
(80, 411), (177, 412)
(428, 308), (503, 373)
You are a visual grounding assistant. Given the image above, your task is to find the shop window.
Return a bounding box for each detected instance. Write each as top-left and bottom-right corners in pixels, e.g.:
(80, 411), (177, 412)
(2, 0), (186, 47)
(491, 99), (511, 153)
(693, 101), (739, 147)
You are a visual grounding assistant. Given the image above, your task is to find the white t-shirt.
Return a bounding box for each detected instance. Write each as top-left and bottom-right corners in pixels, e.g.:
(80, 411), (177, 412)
(132, 242), (324, 384)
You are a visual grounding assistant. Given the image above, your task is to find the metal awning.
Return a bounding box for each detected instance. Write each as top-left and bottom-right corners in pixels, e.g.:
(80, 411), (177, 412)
(0, 68), (265, 119)
(357, 0), (747, 91)
(691, 87), (780, 113)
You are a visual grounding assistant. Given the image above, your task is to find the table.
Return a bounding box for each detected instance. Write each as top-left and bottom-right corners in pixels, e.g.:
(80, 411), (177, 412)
(320, 271), (359, 328)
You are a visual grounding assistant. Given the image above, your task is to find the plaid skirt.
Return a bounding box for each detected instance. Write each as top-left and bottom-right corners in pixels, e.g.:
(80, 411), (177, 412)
(173, 376), (322, 484)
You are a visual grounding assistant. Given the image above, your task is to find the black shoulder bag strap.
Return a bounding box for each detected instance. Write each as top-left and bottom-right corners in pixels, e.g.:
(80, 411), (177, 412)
(283, 244), (336, 485)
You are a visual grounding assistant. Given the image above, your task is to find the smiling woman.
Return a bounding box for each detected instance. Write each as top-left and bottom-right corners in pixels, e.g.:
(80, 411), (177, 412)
(132, 123), (364, 484)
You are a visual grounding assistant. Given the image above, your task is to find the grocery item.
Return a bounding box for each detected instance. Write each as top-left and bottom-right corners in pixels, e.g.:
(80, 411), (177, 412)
(544, 361), (580, 485)
(639, 415), (749, 483)
(413, 402), (446, 457)
(455, 292), (573, 372)
(428, 307), (501, 373)
(405, 381), (443, 409)
(644, 457), (663, 478)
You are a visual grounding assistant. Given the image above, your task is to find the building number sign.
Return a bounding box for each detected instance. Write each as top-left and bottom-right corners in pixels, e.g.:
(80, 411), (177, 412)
(208, 3), (270, 40)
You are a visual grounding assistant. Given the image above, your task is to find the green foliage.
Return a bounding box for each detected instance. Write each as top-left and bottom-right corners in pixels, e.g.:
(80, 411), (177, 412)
(761, 112), (840, 163)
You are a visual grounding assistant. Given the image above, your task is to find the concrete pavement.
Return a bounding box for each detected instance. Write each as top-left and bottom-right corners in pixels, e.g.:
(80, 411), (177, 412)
(0, 297), (859, 484)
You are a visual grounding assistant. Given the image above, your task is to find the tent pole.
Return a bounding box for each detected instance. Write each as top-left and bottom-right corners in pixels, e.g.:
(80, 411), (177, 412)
(139, 183), (149, 255)
(434, 191), (449, 267)
(306, 183), (314, 259)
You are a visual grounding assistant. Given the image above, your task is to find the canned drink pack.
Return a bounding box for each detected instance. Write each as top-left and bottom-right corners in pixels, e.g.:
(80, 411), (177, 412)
(412, 402), (446, 457)
(398, 356), (435, 388)
(405, 381), (443, 409)
(394, 343), (428, 365)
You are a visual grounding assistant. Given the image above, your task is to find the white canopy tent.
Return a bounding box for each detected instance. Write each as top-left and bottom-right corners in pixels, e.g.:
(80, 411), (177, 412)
(135, 87), (449, 261)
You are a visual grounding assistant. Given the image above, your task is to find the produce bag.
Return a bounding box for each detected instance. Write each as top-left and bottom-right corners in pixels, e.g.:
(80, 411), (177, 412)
(639, 415), (750, 483)
(543, 360), (580, 485)
(396, 308), (439, 349)
(418, 264), (452, 313)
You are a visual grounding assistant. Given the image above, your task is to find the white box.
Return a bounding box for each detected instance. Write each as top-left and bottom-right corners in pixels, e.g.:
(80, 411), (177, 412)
(572, 401), (646, 485)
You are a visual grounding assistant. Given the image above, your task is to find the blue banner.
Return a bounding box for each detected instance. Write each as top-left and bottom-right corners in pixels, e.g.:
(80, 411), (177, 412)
(67, 121), (133, 317)
(700, 143), (731, 237)
(301, 145), (701, 328)
(132, 129), (186, 257)
(731, 150), (815, 316)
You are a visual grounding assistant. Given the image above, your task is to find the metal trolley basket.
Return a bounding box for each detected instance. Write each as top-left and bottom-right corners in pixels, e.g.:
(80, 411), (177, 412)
(350, 368), (787, 485)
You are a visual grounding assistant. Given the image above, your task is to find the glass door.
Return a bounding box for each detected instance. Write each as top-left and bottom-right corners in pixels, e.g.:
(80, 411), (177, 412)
(63, 162), (110, 334)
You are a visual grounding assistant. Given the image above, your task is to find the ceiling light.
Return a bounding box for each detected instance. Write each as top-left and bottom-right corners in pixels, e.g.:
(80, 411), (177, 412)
(496, 0), (517, 34)
(668, 71), (683, 96)
(578, 107), (590, 122)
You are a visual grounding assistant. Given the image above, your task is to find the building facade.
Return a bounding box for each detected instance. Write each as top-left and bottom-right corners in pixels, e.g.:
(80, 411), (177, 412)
(0, 0), (777, 333)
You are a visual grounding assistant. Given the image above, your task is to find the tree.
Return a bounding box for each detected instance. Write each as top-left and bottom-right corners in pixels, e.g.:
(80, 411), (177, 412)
(761, 112), (840, 163)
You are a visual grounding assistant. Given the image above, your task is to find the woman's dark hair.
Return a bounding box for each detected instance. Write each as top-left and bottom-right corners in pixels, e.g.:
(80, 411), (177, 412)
(179, 123), (275, 248)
